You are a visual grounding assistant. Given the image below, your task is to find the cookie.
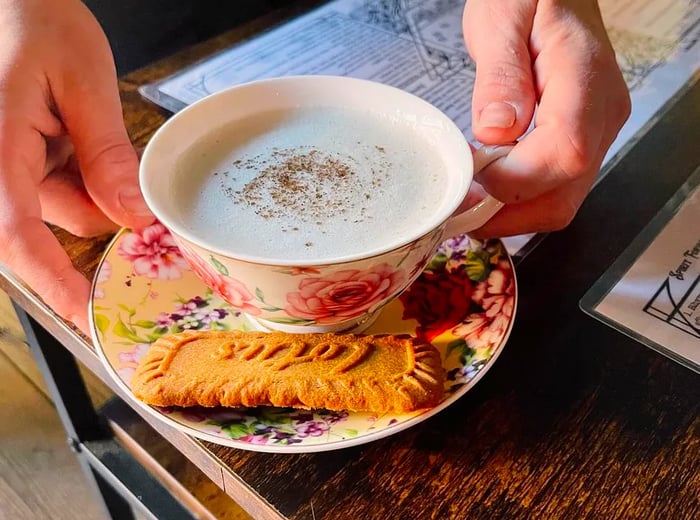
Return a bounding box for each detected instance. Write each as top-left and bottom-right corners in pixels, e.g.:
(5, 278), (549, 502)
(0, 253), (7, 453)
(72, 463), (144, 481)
(131, 329), (445, 413)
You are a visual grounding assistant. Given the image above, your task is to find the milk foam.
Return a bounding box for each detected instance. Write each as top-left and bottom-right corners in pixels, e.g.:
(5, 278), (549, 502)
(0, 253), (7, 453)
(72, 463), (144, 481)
(174, 107), (448, 261)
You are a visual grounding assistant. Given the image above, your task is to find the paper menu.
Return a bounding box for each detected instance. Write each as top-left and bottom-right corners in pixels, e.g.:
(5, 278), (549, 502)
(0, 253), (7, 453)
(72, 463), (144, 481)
(138, 0), (700, 255)
(141, 0), (699, 165)
(582, 167), (700, 373)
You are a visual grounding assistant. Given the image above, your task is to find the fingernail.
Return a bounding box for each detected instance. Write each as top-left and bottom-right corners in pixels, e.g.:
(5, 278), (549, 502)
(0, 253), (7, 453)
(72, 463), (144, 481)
(119, 186), (152, 217)
(479, 102), (516, 129)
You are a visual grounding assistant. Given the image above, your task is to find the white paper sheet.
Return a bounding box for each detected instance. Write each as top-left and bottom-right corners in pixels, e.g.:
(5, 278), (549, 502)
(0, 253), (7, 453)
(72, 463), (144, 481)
(586, 169), (700, 372)
(139, 0), (700, 255)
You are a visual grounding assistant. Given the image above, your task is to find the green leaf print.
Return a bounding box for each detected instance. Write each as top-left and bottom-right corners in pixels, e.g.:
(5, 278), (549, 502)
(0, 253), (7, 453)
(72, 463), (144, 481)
(257, 408), (293, 425)
(133, 320), (156, 329)
(254, 285), (281, 311)
(210, 256), (229, 276)
(117, 304), (136, 317)
(446, 338), (475, 365)
(464, 250), (491, 281)
(426, 252), (449, 273)
(93, 314), (110, 337)
(209, 322), (230, 331)
(220, 422), (254, 439)
(113, 315), (142, 343)
(266, 317), (312, 325)
(343, 429), (359, 437)
(487, 239), (506, 261)
(255, 287), (265, 302)
(446, 338), (467, 358)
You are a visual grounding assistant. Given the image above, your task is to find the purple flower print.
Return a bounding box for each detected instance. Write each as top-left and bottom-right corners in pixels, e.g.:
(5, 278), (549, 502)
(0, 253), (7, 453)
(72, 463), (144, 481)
(154, 297), (230, 333)
(292, 411), (314, 423)
(271, 431), (302, 444)
(206, 408), (248, 424)
(156, 312), (173, 328)
(439, 234), (472, 255)
(291, 409), (348, 427)
(294, 421), (331, 438)
(324, 410), (349, 425)
(174, 301), (198, 315)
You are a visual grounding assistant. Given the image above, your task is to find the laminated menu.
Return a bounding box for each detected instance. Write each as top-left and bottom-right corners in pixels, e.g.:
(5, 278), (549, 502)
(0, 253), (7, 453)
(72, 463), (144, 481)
(581, 167), (700, 373)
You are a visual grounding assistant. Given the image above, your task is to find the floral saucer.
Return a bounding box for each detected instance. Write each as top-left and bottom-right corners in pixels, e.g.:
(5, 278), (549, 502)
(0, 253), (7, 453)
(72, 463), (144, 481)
(90, 224), (517, 453)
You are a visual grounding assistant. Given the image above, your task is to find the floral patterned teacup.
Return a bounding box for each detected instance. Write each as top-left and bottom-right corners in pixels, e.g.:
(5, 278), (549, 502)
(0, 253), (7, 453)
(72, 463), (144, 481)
(139, 76), (511, 333)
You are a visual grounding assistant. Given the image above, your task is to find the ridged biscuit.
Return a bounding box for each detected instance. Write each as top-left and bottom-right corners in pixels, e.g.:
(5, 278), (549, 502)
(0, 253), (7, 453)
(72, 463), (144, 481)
(131, 330), (445, 413)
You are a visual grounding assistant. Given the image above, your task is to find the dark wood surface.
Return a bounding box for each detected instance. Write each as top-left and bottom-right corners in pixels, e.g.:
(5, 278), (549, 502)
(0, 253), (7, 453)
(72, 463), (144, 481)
(2, 6), (699, 520)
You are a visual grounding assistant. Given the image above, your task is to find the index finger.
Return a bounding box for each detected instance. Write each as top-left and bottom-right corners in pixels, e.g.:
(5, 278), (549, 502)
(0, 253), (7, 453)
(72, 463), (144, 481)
(0, 120), (91, 332)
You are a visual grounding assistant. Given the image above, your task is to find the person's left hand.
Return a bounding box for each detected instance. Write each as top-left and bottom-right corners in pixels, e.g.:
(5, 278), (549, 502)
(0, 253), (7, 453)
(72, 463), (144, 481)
(463, 0), (631, 237)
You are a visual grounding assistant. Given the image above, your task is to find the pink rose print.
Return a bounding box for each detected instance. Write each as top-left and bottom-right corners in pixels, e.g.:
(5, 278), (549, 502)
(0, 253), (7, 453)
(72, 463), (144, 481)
(285, 263), (407, 324)
(93, 260), (112, 299)
(118, 223), (189, 280)
(454, 260), (515, 346)
(178, 246), (261, 316)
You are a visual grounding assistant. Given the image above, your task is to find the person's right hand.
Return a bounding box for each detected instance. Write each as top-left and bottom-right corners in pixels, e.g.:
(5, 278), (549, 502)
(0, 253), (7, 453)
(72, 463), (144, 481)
(0, 0), (154, 333)
(463, 0), (631, 238)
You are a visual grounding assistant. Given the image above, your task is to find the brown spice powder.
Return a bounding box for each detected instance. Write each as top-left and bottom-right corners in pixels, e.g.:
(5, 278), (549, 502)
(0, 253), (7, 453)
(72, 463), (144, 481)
(219, 147), (390, 227)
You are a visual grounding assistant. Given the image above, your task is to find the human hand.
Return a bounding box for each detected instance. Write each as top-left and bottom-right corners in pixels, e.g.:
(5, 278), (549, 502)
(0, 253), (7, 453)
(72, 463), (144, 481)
(463, 0), (631, 237)
(0, 0), (153, 332)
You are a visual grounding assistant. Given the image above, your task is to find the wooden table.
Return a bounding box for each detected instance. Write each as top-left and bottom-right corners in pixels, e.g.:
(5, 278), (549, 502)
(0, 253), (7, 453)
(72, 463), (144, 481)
(2, 7), (699, 520)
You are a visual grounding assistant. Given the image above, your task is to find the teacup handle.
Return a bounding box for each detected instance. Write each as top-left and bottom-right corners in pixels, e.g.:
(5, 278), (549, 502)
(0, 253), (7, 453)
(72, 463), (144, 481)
(440, 144), (513, 240)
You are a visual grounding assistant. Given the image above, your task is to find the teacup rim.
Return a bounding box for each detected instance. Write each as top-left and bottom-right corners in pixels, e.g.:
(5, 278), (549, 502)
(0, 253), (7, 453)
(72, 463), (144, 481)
(170, 225), (443, 269)
(140, 75), (473, 267)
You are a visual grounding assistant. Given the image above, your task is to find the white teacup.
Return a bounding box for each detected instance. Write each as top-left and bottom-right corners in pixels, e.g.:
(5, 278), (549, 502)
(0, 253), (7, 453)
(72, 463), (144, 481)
(140, 76), (509, 333)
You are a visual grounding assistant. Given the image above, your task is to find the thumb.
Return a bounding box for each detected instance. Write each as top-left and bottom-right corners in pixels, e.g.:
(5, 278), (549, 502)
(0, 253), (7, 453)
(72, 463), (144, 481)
(60, 85), (154, 229)
(463, 0), (537, 144)
(52, 23), (154, 229)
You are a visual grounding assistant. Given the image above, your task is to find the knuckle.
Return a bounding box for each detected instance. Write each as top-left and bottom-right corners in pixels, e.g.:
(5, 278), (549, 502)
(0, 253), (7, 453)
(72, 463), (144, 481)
(615, 90), (632, 126)
(79, 137), (136, 174)
(61, 221), (100, 238)
(478, 59), (532, 94)
(547, 198), (579, 231)
(548, 210), (576, 232)
(555, 135), (594, 181)
(604, 64), (632, 129)
(57, 213), (116, 238)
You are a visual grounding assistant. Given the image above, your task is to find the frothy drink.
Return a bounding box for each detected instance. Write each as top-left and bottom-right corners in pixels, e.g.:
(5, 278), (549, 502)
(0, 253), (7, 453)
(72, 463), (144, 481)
(173, 106), (449, 261)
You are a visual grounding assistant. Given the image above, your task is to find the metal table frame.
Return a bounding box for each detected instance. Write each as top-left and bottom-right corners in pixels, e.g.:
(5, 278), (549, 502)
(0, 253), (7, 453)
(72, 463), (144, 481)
(12, 301), (198, 520)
